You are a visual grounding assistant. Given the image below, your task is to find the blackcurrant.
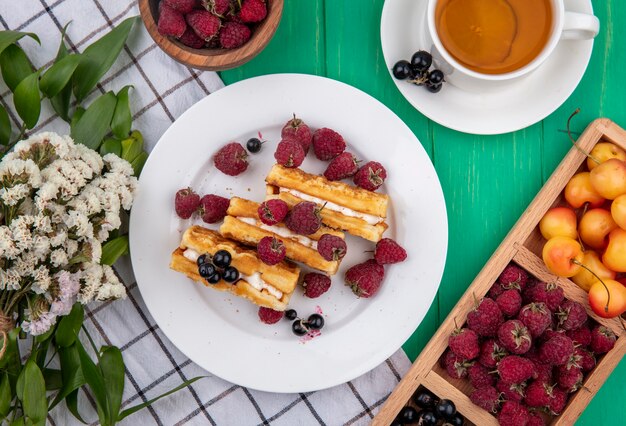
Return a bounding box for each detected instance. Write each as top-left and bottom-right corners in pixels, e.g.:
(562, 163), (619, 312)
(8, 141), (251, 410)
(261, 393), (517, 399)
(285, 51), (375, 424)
(428, 69), (445, 85)
(307, 314), (324, 330)
(213, 250), (232, 268)
(409, 67), (428, 83)
(413, 390), (436, 408)
(222, 266), (240, 283)
(411, 50), (433, 72)
(197, 254), (209, 267)
(246, 138), (262, 153)
(399, 406), (419, 423)
(285, 309), (298, 320)
(426, 83), (442, 93)
(198, 263), (216, 278)
(392, 60), (412, 80)
(206, 272), (221, 284)
(292, 319), (309, 336)
(435, 399), (456, 420)
(417, 410), (438, 426)
(448, 413), (465, 426)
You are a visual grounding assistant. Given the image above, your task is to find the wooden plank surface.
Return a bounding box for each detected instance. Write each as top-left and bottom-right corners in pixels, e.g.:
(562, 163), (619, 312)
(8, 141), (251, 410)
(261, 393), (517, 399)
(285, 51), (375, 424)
(221, 1), (626, 423)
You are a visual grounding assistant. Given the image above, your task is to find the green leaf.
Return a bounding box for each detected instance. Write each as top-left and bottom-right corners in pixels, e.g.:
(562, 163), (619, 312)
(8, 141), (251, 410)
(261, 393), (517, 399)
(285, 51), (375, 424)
(70, 92), (116, 149)
(77, 342), (109, 425)
(73, 17), (138, 101)
(66, 389), (87, 424)
(111, 85), (132, 139)
(50, 23), (72, 122)
(99, 138), (122, 157)
(0, 329), (22, 393)
(40, 54), (81, 98)
(0, 31), (39, 57)
(101, 236), (129, 265)
(55, 303), (84, 348)
(131, 151), (148, 176)
(0, 44), (33, 92)
(42, 368), (62, 391)
(121, 136), (142, 163)
(0, 373), (11, 419)
(17, 360), (47, 424)
(118, 376), (205, 421)
(9, 418), (24, 426)
(35, 323), (56, 344)
(0, 104), (10, 145)
(70, 106), (85, 129)
(99, 346), (124, 423)
(13, 71), (40, 129)
(49, 344), (85, 409)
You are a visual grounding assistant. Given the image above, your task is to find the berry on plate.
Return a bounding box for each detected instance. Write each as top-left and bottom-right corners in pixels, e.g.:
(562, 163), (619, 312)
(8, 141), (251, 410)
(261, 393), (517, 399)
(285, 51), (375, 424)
(323, 152), (359, 181)
(312, 128), (346, 161)
(302, 272), (331, 298)
(274, 139), (305, 168)
(353, 161), (387, 191)
(316, 234), (347, 261)
(345, 259), (385, 298)
(257, 199), (289, 225)
(257, 236), (286, 265)
(174, 187), (200, 219)
(284, 201), (322, 235)
(199, 194), (230, 223)
(374, 238), (407, 264)
(258, 307), (284, 324)
(281, 114), (312, 154)
(214, 142), (248, 176)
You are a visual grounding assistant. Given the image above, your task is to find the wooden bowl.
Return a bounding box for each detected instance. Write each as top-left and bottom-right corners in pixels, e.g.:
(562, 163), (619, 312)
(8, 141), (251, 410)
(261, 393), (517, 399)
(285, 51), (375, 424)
(138, 0), (283, 70)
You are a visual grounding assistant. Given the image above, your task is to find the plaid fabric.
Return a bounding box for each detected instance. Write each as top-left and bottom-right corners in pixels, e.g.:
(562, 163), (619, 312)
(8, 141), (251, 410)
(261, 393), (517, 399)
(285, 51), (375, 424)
(1, 1), (412, 425)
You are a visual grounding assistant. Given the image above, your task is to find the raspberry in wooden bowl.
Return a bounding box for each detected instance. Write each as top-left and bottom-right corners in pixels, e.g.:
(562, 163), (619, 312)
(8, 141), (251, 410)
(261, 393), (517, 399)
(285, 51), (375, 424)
(138, 0), (283, 70)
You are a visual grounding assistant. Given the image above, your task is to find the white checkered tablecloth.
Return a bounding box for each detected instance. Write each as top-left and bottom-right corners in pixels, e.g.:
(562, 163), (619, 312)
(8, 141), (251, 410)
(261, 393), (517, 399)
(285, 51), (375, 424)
(0, 1), (412, 425)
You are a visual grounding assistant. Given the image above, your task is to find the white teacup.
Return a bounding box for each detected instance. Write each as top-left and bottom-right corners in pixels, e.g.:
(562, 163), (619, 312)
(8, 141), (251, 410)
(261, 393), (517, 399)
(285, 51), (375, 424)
(423, 0), (600, 91)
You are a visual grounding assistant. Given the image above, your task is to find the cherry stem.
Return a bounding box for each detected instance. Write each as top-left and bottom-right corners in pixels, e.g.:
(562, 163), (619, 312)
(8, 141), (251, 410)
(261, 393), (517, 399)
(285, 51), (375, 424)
(567, 109), (601, 165)
(571, 259), (610, 313)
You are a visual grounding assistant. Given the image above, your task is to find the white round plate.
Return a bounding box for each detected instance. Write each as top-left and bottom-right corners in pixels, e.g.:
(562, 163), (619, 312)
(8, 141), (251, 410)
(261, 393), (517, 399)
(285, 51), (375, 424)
(381, 0), (595, 135)
(129, 74), (448, 393)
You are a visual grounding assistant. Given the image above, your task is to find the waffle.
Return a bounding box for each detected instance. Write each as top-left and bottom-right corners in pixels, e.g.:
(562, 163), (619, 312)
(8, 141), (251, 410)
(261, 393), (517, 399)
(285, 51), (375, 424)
(265, 165), (389, 242)
(219, 197), (345, 274)
(170, 225), (300, 311)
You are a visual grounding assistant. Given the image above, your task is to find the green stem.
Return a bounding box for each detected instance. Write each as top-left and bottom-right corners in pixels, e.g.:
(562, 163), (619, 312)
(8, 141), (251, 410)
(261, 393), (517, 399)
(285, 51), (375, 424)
(566, 109), (601, 165)
(572, 259), (610, 313)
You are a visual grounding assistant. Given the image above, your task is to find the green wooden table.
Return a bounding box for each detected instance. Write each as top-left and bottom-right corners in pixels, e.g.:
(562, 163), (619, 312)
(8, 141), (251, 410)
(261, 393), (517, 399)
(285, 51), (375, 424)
(222, 1), (626, 423)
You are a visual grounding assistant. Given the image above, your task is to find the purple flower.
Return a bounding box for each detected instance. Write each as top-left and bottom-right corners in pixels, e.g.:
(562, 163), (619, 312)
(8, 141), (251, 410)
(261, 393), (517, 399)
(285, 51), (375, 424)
(21, 310), (56, 336)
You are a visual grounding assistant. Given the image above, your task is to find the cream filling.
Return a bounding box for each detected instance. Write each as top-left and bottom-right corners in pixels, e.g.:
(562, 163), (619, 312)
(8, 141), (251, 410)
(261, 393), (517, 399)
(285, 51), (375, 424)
(182, 249), (284, 300)
(280, 188), (384, 225)
(238, 217), (318, 249)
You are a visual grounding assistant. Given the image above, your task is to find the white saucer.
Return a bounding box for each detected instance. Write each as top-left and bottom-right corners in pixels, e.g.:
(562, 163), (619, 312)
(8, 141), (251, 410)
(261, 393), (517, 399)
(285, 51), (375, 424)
(380, 0), (595, 135)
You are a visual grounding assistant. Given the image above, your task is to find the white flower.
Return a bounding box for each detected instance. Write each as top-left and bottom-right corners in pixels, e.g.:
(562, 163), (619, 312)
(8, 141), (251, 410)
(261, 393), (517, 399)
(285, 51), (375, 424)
(64, 210), (93, 240)
(50, 297), (73, 316)
(12, 252), (38, 278)
(64, 239), (79, 258)
(0, 158), (41, 188)
(31, 266), (51, 294)
(33, 214), (53, 234)
(31, 235), (51, 261)
(49, 248), (69, 268)
(0, 226), (19, 259)
(9, 215), (34, 252)
(96, 265), (126, 300)
(56, 270), (80, 299)
(78, 264), (104, 304)
(50, 230), (68, 247)
(1, 269), (21, 290)
(103, 153), (133, 176)
(0, 183), (31, 206)
(74, 143), (103, 174)
(21, 309), (56, 336)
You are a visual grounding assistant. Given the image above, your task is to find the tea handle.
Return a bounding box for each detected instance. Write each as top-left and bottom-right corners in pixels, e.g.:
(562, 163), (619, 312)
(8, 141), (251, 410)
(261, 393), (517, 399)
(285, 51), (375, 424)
(561, 12), (600, 40)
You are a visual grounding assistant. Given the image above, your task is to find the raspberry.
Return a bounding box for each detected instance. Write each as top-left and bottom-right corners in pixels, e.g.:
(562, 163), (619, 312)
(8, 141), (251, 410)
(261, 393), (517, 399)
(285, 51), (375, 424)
(164, 0), (198, 13)
(524, 380), (553, 408)
(186, 9), (221, 41)
(497, 356), (536, 384)
(467, 298), (504, 337)
(174, 187), (200, 219)
(590, 325), (616, 354)
(498, 401), (530, 426)
(178, 27), (205, 48)
(497, 380), (525, 402)
(540, 334), (574, 366)
(214, 142), (248, 176)
(302, 272), (331, 298)
(257, 236), (286, 265)
(489, 282), (505, 299)
(203, 0), (231, 16)
(468, 363), (495, 389)
(317, 234), (347, 261)
(257, 199), (288, 225)
(470, 386), (500, 413)
(524, 281), (564, 310)
(556, 363), (583, 393)
(498, 320), (532, 355)
(548, 387), (568, 415)
(284, 201), (322, 235)
(535, 363), (554, 383)
(353, 161), (387, 191)
(374, 238), (407, 265)
(449, 327), (480, 360)
(198, 194), (229, 223)
(312, 128), (346, 160)
(556, 300), (588, 331)
(518, 302), (552, 338)
(574, 347), (596, 372)
(239, 0), (267, 22)
(323, 152), (359, 181)
(566, 322), (592, 347)
(441, 349), (472, 379)
(528, 412), (546, 426)
(274, 139), (305, 168)
(345, 259), (385, 298)
(478, 338), (508, 368)
(281, 115), (312, 154)
(258, 307), (284, 324)
(158, 4), (186, 38)
(496, 289), (522, 317)
(498, 264), (529, 291)
(219, 21), (251, 48)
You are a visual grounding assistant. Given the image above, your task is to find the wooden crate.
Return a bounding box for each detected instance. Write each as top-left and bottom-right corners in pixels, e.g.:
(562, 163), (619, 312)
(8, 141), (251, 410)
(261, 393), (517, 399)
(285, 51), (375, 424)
(373, 119), (626, 426)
